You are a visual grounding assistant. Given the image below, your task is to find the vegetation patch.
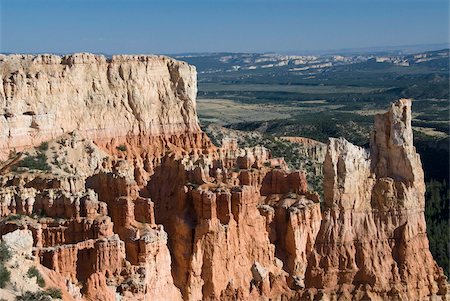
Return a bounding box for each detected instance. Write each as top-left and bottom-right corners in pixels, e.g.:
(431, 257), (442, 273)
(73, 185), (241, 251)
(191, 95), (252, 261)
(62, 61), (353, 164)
(204, 127), (324, 196)
(15, 152), (51, 171)
(0, 263), (10, 288)
(27, 266), (46, 287)
(2, 214), (25, 222)
(37, 141), (49, 152)
(116, 144), (127, 152)
(0, 241), (11, 288)
(15, 288), (62, 301)
(45, 288), (62, 299)
(425, 180), (449, 276)
(0, 241), (11, 262)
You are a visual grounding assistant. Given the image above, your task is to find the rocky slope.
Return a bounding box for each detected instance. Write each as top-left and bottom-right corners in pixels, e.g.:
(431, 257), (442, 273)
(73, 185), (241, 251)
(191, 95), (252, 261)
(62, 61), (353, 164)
(280, 137), (326, 176)
(0, 53), (447, 301)
(203, 125), (326, 195)
(0, 133), (183, 301)
(0, 53), (212, 186)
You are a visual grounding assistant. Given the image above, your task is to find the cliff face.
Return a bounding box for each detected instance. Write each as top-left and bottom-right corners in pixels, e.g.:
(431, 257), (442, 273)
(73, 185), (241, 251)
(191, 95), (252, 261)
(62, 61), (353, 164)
(305, 99), (447, 300)
(0, 53), (207, 160)
(0, 53), (447, 301)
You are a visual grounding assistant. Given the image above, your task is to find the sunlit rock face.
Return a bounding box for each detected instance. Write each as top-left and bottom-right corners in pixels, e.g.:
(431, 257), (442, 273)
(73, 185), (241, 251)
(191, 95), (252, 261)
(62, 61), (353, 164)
(0, 132), (184, 301)
(305, 99), (448, 301)
(0, 53), (447, 301)
(0, 53), (213, 184)
(0, 53), (199, 149)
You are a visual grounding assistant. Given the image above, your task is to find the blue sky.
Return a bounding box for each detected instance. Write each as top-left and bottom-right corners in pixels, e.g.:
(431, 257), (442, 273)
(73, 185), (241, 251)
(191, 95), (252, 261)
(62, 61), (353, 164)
(1, 0), (448, 54)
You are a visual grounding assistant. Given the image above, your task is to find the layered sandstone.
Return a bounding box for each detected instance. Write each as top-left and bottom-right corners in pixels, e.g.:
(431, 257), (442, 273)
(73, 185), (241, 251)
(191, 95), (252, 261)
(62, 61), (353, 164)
(0, 53), (447, 301)
(0, 53), (211, 161)
(0, 54), (319, 300)
(0, 132), (183, 301)
(0, 133), (322, 300)
(147, 143), (321, 300)
(305, 99), (448, 300)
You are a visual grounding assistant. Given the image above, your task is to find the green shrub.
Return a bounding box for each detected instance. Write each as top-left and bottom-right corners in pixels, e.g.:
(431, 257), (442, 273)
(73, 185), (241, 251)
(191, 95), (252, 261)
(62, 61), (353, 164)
(38, 141), (49, 152)
(0, 263), (10, 288)
(116, 144), (127, 152)
(16, 291), (50, 301)
(17, 152), (51, 171)
(27, 266), (46, 287)
(15, 288), (62, 301)
(3, 214), (25, 222)
(38, 209), (47, 218)
(425, 179), (449, 277)
(0, 241), (11, 262)
(45, 288), (62, 299)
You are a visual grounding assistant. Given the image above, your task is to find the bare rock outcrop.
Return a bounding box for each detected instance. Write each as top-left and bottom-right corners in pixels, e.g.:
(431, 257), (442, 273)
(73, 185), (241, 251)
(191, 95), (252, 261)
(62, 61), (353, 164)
(0, 53), (201, 155)
(0, 53), (214, 191)
(0, 53), (446, 301)
(1, 54), (312, 300)
(0, 131), (183, 300)
(305, 99), (448, 300)
(147, 144), (319, 300)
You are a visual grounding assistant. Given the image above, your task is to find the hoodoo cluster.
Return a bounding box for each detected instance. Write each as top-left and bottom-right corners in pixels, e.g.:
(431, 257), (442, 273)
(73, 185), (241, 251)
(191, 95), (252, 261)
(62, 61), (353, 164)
(0, 54), (447, 301)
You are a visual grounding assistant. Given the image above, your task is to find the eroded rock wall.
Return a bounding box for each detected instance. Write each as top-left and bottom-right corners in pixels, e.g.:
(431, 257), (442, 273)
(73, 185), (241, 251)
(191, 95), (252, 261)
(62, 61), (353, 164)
(0, 53), (446, 301)
(0, 132), (183, 301)
(305, 99), (448, 300)
(0, 53), (210, 161)
(147, 145), (320, 300)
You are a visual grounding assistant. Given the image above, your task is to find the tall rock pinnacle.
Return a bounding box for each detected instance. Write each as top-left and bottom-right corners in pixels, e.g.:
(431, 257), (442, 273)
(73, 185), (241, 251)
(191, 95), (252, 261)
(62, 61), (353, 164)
(306, 99), (447, 300)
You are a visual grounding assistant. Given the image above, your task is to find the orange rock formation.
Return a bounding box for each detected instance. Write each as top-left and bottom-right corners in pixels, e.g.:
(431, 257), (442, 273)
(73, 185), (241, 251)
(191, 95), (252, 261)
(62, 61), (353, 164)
(0, 53), (446, 301)
(304, 99), (448, 300)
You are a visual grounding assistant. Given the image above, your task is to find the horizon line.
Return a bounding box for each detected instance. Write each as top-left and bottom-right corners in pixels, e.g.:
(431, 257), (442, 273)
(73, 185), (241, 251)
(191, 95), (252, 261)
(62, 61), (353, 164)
(1, 42), (448, 57)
